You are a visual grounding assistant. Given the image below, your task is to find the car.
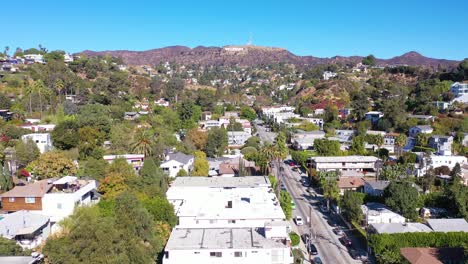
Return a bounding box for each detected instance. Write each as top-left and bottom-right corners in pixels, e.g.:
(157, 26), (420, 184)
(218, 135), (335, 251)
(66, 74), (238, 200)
(301, 234), (310, 244)
(308, 244), (318, 255)
(289, 161), (296, 167)
(327, 220), (338, 227)
(340, 236), (352, 246)
(281, 184), (286, 190)
(319, 205), (328, 213)
(349, 249), (365, 260)
(311, 257), (322, 264)
(292, 166), (298, 171)
(295, 215), (304, 226)
(333, 227), (345, 236)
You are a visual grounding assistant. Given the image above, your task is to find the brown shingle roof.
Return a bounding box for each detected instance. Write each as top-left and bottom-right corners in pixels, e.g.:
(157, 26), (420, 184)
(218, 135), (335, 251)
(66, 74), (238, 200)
(400, 247), (464, 264)
(0, 180), (53, 198)
(337, 177), (365, 189)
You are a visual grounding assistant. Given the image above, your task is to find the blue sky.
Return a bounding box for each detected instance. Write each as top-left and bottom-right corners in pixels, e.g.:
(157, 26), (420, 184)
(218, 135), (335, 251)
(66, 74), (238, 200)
(1, 0), (467, 60)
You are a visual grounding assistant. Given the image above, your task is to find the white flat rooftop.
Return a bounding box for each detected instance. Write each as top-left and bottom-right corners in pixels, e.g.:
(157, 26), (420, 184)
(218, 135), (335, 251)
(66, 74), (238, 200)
(170, 176), (270, 188)
(312, 156), (379, 163)
(371, 223), (432, 234)
(165, 228), (287, 250)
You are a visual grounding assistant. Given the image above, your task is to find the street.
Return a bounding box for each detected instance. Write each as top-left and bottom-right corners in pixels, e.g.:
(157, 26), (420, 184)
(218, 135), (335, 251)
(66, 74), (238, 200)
(255, 121), (363, 264)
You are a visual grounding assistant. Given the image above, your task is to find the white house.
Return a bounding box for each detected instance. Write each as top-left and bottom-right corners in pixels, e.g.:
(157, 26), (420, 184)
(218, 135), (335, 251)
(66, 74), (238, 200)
(363, 180), (390, 197)
(428, 135), (453, 156)
(23, 54), (44, 64)
(365, 111), (384, 124)
(103, 154), (145, 172)
(20, 124), (56, 132)
(160, 151), (194, 177)
(21, 133), (53, 153)
(228, 131), (251, 147)
(334, 129), (355, 143)
(163, 227), (293, 264)
(41, 176), (98, 222)
(310, 156), (380, 172)
(409, 125), (433, 138)
(419, 155), (467, 175)
(291, 131), (326, 150)
(323, 71), (337, 80)
(361, 203), (406, 225)
(450, 82), (468, 97)
(0, 210), (51, 249)
(166, 176), (285, 229)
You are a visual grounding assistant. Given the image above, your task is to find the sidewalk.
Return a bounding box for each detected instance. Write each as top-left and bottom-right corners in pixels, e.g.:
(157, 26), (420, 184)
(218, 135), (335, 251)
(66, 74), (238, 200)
(289, 219), (311, 263)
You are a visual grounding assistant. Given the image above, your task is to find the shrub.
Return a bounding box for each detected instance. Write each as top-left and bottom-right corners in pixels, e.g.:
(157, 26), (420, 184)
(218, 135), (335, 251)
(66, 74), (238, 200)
(289, 232), (300, 247)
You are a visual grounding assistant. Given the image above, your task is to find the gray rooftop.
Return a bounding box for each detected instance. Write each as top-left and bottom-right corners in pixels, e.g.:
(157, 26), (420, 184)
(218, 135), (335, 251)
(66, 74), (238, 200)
(170, 176), (270, 188)
(0, 211), (50, 238)
(365, 180), (390, 191)
(164, 151), (194, 164)
(426, 218), (468, 232)
(370, 223), (433, 234)
(414, 125), (433, 130)
(0, 256), (38, 264)
(165, 228), (287, 250)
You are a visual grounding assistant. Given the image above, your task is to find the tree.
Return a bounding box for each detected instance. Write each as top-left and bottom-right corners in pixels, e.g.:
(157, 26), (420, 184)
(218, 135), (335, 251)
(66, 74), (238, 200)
(142, 197), (178, 227)
(99, 172), (129, 199)
(28, 151), (77, 179)
(15, 139), (40, 168)
(341, 190), (365, 223)
(226, 117), (243, 131)
(205, 127), (227, 157)
(176, 168), (188, 177)
(191, 151), (209, 176)
(0, 236), (29, 256)
(185, 129), (208, 151)
(0, 93), (12, 109)
(384, 182), (419, 220)
(350, 135), (366, 155)
(395, 134), (407, 157)
(362, 55), (376, 66)
(279, 190), (293, 219)
(275, 132), (289, 160)
(322, 178), (339, 209)
(0, 164), (13, 192)
(52, 120), (80, 150)
(177, 101), (201, 129)
(314, 139), (341, 156)
(78, 157), (108, 181)
(351, 92), (370, 121)
(240, 106), (257, 121)
(444, 170), (467, 218)
(136, 157), (168, 196)
(78, 126), (105, 158)
(132, 130), (154, 157)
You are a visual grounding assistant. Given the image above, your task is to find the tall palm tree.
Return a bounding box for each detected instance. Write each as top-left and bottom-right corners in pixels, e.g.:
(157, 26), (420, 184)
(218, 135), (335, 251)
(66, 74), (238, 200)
(24, 82), (34, 115)
(32, 80), (50, 118)
(132, 130), (154, 157)
(395, 134), (408, 157)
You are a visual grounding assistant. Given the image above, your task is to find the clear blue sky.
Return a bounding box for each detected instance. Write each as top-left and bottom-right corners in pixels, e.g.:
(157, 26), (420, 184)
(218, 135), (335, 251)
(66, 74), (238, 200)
(1, 0), (467, 60)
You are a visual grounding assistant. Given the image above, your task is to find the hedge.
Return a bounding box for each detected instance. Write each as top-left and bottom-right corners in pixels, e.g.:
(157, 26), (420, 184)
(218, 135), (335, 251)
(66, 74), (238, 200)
(369, 232), (468, 264)
(289, 232), (300, 247)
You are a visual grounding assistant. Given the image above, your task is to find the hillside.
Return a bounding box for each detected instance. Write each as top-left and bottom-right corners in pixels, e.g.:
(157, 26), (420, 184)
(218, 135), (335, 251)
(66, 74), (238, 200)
(80, 46), (459, 68)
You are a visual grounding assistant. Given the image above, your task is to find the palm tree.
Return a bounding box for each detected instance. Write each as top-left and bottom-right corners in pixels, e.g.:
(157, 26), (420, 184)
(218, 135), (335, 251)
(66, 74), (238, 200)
(32, 80), (50, 118)
(375, 134), (384, 151)
(395, 134), (407, 157)
(132, 130), (154, 157)
(54, 79), (65, 103)
(24, 82), (34, 115)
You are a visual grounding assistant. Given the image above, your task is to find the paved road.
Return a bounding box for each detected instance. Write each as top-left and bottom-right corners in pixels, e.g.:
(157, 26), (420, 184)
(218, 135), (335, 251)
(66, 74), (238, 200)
(255, 121), (361, 264)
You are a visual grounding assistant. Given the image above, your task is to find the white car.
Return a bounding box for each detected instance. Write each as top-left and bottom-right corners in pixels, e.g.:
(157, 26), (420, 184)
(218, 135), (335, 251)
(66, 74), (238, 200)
(295, 215), (304, 226)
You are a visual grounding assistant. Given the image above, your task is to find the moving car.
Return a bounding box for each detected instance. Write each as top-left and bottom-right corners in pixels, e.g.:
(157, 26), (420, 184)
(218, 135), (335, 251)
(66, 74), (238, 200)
(295, 215), (304, 226)
(311, 257), (322, 264)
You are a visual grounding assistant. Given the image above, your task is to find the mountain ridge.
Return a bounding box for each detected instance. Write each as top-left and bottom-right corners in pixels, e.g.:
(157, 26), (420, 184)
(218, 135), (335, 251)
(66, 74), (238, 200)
(80, 46), (460, 68)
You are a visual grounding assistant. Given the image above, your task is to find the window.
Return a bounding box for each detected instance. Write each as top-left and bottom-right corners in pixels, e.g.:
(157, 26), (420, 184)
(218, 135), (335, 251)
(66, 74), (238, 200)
(57, 203), (62, 209)
(234, 252), (243, 257)
(25, 197), (35, 204)
(210, 252), (222, 257)
(226, 201), (232, 208)
(252, 251), (258, 253)
(209, 219), (217, 224)
(194, 252), (200, 254)
(228, 219), (236, 224)
(8, 197), (15, 202)
(164, 251), (169, 259)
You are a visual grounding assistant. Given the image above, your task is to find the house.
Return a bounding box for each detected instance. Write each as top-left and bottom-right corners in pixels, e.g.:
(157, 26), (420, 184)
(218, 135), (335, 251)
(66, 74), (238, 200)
(20, 124), (56, 132)
(166, 176), (285, 228)
(228, 131), (250, 147)
(368, 222), (432, 234)
(334, 129), (355, 143)
(428, 135), (453, 156)
(384, 132), (399, 146)
(337, 177), (365, 195)
(0, 176), (99, 222)
(103, 154), (145, 172)
(310, 156), (380, 172)
(365, 111), (384, 124)
(155, 98), (170, 107)
(419, 155), (467, 175)
(449, 82), (468, 97)
(425, 218), (468, 232)
(201, 111), (212, 121)
(363, 179), (390, 197)
(431, 101), (450, 111)
(0, 109), (13, 121)
(21, 133), (53, 153)
(0, 210), (51, 249)
(163, 227), (293, 264)
(338, 108), (352, 119)
(400, 247), (465, 264)
(451, 93), (468, 104)
(124, 111), (140, 120)
(291, 131), (325, 150)
(361, 202), (406, 225)
(218, 158), (259, 177)
(207, 157), (231, 176)
(409, 125), (433, 138)
(407, 114), (435, 123)
(323, 71), (337, 80)
(224, 111), (240, 118)
(160, 151), (194, 177)
(23, 54), (44, 64)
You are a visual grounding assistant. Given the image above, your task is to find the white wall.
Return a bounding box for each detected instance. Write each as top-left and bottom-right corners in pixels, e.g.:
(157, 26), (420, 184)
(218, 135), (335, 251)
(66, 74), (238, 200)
(163, 248), (293, 264)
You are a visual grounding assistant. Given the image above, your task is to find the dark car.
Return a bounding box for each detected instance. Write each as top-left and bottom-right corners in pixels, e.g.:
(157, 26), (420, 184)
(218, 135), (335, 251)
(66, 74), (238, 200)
(327, 220), (338, 227)
(311, 257), (322, 264)
(333, 227), (345, 236)
(308, 244), (318, 255)
(301, 234), (310, 244)
(340, 236), (352, 246)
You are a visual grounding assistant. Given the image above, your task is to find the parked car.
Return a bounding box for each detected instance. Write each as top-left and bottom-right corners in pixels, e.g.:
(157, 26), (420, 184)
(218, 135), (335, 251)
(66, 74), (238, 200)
(327, 219), (338, 227)
(295, 215), (304, 226)
(311, 256), (322, 264)
(291, 201), (296, 209)
(333, 227), (344, 236)
(340, 236), (352, 246)
(308, 244), (318, 255)
(281, 183), (286, 190)
(301, 234), (310, 244)
(289, 161), (296, 167)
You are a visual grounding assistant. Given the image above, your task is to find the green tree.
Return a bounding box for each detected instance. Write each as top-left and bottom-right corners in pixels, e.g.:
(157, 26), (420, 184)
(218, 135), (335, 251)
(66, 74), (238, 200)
(240, 106), (257, 121)
(191, 151), (209, 176)
(142, 197), (178, 228)
(0, 236), (29, 256)
(444, 173), (468, 219)
(52, 120), (80, 150)
(136, 157), (168, 196)
(78, 157), (108, 181)
(28, 151), (77, 179)
(314, 139), (341, 156)
(0, 164), (13, 192)
(78, 126), (105, 159)
(362, 55), (376, 66)
(395, 134), (407, 157)
(350, 135), (366, 155)
(205, 127), (227, 157)
(15, 139), (40, 168)
(384, 182), (419, 220)
(176, 168), (188, 177)
(322, 178), (340, 209)
(132, 130), (154, 157)
(351, 92), (370, 121)
(341, 190), (365, 223)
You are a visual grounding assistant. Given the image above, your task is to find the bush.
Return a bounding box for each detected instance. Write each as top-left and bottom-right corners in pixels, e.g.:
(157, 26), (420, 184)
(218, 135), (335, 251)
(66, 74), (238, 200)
(292, 248), (304, 264)
(289, 232), (300, 246)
